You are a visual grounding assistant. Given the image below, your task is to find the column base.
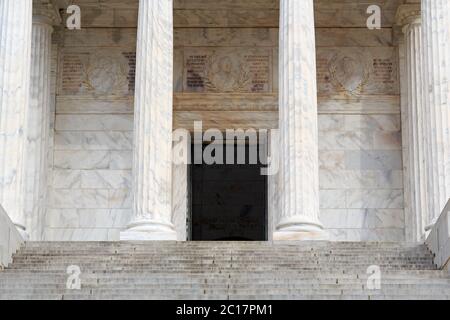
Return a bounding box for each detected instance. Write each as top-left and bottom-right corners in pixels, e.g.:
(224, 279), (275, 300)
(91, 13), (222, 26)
(273, 216), (328, 241)
(120, 219), (177, 241)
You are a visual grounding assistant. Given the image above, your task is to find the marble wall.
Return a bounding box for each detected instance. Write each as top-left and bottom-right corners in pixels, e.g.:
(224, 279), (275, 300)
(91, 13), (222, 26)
(45, 25), (135, 240)
(45, 0), (405, 241)
(315, 11), (403, 241)
(318, 114), (404, 241)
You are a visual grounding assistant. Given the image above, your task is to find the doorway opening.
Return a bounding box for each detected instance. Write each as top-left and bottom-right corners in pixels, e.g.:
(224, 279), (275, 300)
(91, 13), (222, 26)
(189, 142), (268, 241)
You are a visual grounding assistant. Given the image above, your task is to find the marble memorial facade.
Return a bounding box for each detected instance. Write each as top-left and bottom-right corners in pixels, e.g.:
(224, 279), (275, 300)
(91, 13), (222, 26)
(0, 0), (449, 243)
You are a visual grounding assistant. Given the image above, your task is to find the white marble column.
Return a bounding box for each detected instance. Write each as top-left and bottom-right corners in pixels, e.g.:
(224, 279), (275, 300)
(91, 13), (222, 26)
(397, 5), (428, 242)
(121, 0), (176, 240)
(0, 0), (33, 238)
(274, 0), (327, 241)
(421, 0), (450, 228)
(24, 2), (59, 241)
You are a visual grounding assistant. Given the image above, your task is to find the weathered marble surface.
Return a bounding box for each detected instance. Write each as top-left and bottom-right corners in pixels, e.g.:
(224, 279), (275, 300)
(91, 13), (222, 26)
(56, 26), (401, 132)
(182, 47), (273, 93)
(44, 40), (58, 241)
(25, 2), (59, 241)
(273, 0), (326, 241)
(396, 4), (427, 242)
(120, 0), (176, 240)
(318, 110), (404, 241)
(327, 228), (405, 242)
(172, 151), (189, 241)
(314, 0), (401, 28)
(422, 0), (450, 226)
(0, 0), (33, 237)
(58, 48), (132, 96)
(62, 0), (401, 29)
(317, 47), (399, 96)
(63, 26), (394, 48)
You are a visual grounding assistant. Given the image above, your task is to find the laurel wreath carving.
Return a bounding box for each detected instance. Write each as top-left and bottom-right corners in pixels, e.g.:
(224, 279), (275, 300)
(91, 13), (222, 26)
(82, 53), (129, 95)
(328, 53), (371, 97)
(203, 55), (251, 92)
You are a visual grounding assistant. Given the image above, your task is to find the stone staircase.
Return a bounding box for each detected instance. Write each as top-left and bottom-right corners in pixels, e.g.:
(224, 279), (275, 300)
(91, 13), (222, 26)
(1, 241), (449, 300)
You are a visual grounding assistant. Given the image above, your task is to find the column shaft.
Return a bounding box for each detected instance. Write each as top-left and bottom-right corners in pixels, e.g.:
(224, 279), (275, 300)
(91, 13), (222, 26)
(397, 5), (427, 241)
(0, 0), (33, 237)
(121, 0), (176, 240)
(24, 7), (56, 240)
(274, 0), (326, 240)
(422, 0), (450, 226)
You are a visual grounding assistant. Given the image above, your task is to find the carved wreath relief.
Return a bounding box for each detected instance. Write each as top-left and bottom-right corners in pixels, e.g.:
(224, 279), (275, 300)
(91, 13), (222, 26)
(83, 51), (130, 95)
(203, 54), (251, 92)
(328, 52), (372, 96)
(60, 48), (397, 97)
(184, 48), (272, 93)
(317, 47), (398, 96)
(60, 49), (133, 96)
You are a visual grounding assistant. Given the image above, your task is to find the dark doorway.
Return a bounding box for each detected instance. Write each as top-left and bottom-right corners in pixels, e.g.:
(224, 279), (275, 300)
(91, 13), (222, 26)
(190, 143), (268, 241)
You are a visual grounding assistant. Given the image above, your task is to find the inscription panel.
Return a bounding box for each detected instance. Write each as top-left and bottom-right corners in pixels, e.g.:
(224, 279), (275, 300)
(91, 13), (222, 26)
(60, 49), (135, 96)
(59, 47), (399, 99)
(316, 47), (399, 96)
(183, 48), (273, 93)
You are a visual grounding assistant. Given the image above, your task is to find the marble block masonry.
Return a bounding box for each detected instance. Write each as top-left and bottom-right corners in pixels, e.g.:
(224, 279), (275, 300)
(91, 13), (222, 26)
(0, 0), (449, 244)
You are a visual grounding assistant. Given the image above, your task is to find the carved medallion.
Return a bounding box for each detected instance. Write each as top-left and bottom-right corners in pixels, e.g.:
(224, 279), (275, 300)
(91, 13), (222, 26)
(203, 53), (250, 92)
(184, 48), (272, 93)
(83, 51), (129, 95)
(328, 52), (372, 96)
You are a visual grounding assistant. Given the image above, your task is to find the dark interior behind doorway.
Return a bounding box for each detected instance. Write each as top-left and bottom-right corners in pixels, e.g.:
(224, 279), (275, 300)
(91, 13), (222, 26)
(190, 143), (267, 241)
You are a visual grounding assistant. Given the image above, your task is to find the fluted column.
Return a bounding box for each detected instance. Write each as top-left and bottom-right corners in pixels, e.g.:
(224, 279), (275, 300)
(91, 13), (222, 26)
(397, 5), (427, 242)
(121, 0), (176, 240)
(24, 2), (59, 240)
(0, 0), (33, 238)
(422, 0), (450, 228)
(274, 0), (326, 241)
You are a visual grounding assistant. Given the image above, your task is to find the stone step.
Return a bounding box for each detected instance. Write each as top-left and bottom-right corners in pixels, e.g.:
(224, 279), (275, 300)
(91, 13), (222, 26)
(1, 288), (450, 297)
(12, 254), (434, 258)
(2, 241), (448, 300)
(14, 260), (432, 264)
(0, 271), (445, 279)
(16, 245), (432, 250)
(17, 244), (431, 248)
(14, 251), (433, 257)
(1, 294), (449, 300)
(2, 283), (450, 291)
(13, 250), (433, 255)
(16, 245), (432, 251)
(3, 270), (446, 277)
(12, 260), (434, 264)
(2, 276), (448, 285)
(7, 264), (435, 269)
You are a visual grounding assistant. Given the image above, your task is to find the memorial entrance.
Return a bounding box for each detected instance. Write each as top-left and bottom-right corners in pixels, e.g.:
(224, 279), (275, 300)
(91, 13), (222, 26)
(190, 143), (268, 241)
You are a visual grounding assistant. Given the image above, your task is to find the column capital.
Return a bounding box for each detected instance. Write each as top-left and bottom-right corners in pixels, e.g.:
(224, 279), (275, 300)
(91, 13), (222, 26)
(396, 4), (421, 30)
(33, 0), (61, 26)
